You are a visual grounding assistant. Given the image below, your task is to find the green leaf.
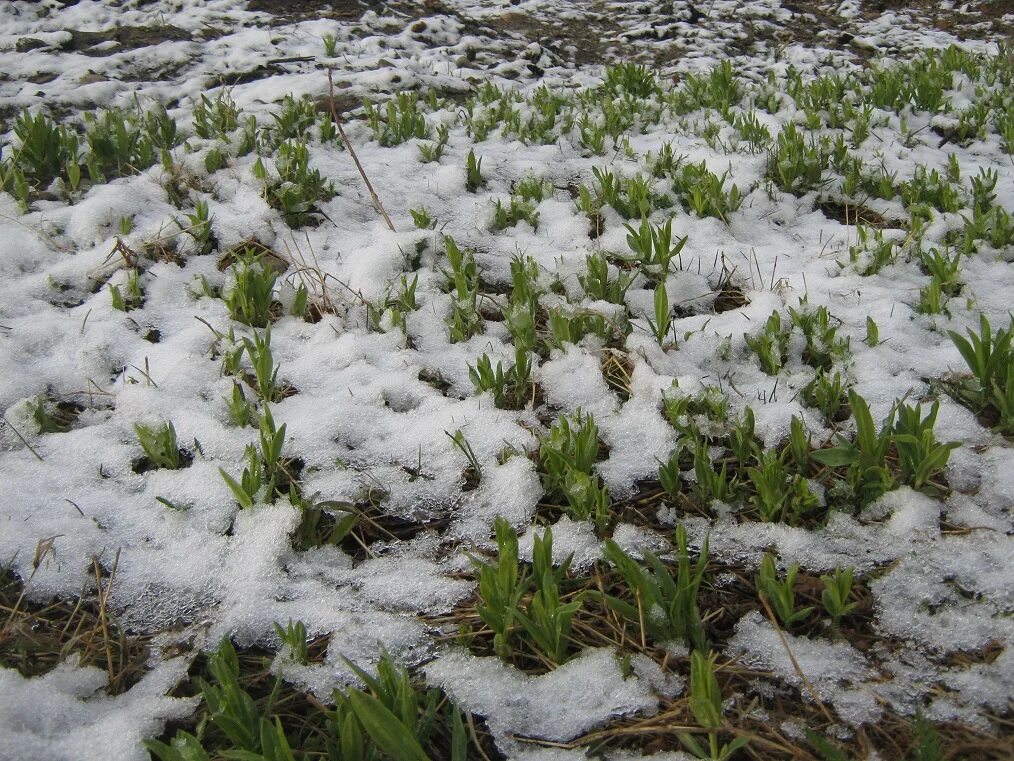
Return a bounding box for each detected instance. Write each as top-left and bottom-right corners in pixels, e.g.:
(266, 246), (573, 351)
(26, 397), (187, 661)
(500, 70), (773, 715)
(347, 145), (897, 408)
(810, 447), (856, 467)
(346, 688), (432, 761)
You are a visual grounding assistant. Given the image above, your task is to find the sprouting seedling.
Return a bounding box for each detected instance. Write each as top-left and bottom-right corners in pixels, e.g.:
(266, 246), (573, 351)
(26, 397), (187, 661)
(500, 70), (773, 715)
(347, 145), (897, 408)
(322, 33), (338, 57)
(465, 148), (485, 192)
(744, 310), (789, 376)
(469, 516), (529, 660)
(579, 251), (634, 304)
(820, 566), (856, 624)
(274, 619), (309, 666)
(515, 526), (584, 664)
(602, 524), (709, 651)
(678, 650), (749, 761)
(134, 421), (183, 470)
(446, 429), (482, 482)
(409, 206), (435, 230)
(227, 382), (256, 428)
(647, 281), (674, 345)
(891, 400), (960, 495)
(757, 552), (813, 627)
(225, 251), (277, 328)
(110, 270), (143, 312)
(865, 316), (881, 347)
(243, 328), (281, 403)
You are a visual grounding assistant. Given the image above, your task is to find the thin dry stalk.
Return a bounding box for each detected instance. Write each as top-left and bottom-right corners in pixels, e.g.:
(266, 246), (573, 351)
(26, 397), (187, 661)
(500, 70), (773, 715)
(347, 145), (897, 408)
(758, 592), (836, 724)
(326, 69), (396, 232)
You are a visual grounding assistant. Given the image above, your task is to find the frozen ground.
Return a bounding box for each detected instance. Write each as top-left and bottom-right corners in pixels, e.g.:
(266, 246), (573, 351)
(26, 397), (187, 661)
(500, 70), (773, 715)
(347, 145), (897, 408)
(0, 0), (1012, 759)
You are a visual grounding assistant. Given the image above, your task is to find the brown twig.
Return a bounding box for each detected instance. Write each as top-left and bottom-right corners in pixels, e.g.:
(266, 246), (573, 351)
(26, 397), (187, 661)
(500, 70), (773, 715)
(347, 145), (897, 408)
(326, 69), (396, 232)
(92, 549), (121, 687)
(758, 592), (836, 724)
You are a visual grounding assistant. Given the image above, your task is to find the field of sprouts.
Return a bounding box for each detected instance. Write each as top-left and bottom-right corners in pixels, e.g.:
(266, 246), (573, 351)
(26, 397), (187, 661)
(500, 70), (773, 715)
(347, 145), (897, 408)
(0, 1), (1012, 759)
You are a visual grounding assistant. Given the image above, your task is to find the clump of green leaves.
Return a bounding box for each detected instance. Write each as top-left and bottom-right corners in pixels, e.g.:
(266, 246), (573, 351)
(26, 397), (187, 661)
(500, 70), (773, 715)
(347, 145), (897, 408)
(679, 650), (749, 761)
(671, 160), (742, 221)
(110, 270), (143, 312)
(491, 194), (539, 232)
(625, 216), (687, 276)
(468, 347), (532, 410)
(225, 250), (278, 328)
(892, 400), (960, 494)
(256, 139), (336, 227)
(470, 517), (528, 660)
(744, 311), (790, 375)
(134, 421), (184, 470)
(465, 149), (485, 192)
(579, 251), (635, 304)
(820, 567), (857, 624)
(946, 314), (1014, 434)
(812, 390), (895, 508)
(844, 226), (899, 276)
(746, 448), (821, 525)
(516, 526), (584, 664)
(443, 236), (483, 343)
(757, 553), (813, 627)
(602, 524), (709, 650)
(364, 92), (430, 146)
(788, 301), (850, 370)
(768, 123), (827, 193)
(538, 410), (610, 531)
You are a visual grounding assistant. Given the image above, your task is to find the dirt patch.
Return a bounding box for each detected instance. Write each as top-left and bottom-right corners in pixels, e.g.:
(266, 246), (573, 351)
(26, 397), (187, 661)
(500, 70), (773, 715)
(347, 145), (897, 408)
(62, 25), (191, 56)
(245, 0), (380, 22)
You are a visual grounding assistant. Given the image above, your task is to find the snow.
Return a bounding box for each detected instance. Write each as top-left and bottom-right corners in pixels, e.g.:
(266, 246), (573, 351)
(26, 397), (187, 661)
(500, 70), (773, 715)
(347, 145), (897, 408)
(0, 0), (1012, 757)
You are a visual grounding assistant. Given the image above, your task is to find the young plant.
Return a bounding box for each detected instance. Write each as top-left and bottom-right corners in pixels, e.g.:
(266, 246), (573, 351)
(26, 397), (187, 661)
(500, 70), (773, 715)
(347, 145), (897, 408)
(443, 237), (483, 342)
(243, 328), (282, 403)
(891, 400), (960, 494)
(579, 251), (634, 304)
(364, 92), (430, 147)
(561, 468), (610, 534)
(671, 160), (742, 221)
(768, 123), (827, 193)
(516, 527), (584, 665)
(410, 206), (435, 230)
(177, 198), (214, 255)
(538, 410), (600, 498)
(845, 226), (899, 276)
(465, 148), (485, 192)
(468, 347), (531, 410)
(134, 421), (183, 470)
(802, 368), (849, 421)
(273, 619), (309, 666)
(470, 516), (529, 660)
(227, 382), (257, 427)
(322, 33), (338, 57)
(946, 314), (1014, 433)
(691, 435), (737, 505)
(225, 251), (278, 328)
(679, 650), (748, 761)
(624, 216), (687, 275)
(190, 637), (270, 754)
(647, 281), (674, 345)
(333, 650), (440, 761)
(219, 444), (264, 509)
(788, 302), (849, 370)
(602, 524), (709, 650)
(757, 553), (814, 627)
(418, 123), (449, 163)
(744, 311), (789, 375)
(110, 270), (143, 312)
(820, 567), (857, 624)
(746, 449), (820, 525)
(491, 195), (539, 232)
(812, 390), (896, 508)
